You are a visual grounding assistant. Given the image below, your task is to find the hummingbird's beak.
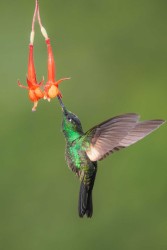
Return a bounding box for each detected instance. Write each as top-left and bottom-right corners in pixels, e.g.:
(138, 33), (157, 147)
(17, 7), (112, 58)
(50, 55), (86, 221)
(57, 96), (68, 115)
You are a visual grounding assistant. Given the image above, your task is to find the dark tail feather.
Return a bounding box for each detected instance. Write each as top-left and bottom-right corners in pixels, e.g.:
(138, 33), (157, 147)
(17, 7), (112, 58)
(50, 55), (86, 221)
(78, 182), (93, 218)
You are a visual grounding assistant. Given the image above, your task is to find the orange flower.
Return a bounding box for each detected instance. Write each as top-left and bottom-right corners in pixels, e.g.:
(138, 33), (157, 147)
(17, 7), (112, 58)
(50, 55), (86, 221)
(18, 45), (44, 111)
(18, 0), (69, 110)
(44, 38), (70, 101)
(18, 1), (44, 111)
(36, 4), (70, 101)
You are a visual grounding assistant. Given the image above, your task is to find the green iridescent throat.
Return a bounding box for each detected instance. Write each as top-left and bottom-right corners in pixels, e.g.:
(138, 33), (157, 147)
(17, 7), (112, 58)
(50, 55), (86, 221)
(64, 125), (82, 142)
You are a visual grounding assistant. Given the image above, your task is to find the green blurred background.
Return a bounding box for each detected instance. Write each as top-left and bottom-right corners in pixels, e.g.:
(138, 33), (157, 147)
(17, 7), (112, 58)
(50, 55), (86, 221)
(1, 0), (167, 249)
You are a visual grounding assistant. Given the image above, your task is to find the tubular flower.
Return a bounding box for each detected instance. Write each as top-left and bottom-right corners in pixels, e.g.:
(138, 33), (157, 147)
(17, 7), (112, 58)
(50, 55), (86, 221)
(18, 0), (44, 111)
(18, 44), (44, 111)
(44, 39), (70, 101)
(37, 4), (70, 101)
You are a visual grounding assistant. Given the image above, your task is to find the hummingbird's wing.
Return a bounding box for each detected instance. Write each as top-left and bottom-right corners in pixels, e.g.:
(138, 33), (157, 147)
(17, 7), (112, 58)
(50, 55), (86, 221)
(84, 113), (164, 161)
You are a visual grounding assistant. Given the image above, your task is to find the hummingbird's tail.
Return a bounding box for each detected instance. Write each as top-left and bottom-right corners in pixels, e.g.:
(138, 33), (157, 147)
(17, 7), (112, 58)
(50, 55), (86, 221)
(78, 182), (93, 218)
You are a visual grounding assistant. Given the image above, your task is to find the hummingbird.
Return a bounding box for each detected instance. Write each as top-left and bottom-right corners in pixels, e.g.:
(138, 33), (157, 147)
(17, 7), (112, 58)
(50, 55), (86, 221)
(57, 97), (165, 218)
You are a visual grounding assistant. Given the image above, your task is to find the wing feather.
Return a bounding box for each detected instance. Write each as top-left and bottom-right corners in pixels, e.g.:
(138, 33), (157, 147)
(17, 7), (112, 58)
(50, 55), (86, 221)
(120, 120), (164, 147)
(85, 113), (165, 161)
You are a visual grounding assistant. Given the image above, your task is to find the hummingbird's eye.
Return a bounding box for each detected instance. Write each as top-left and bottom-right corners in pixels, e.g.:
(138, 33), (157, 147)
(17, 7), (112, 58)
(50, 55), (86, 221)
(67, 116), (72, 122)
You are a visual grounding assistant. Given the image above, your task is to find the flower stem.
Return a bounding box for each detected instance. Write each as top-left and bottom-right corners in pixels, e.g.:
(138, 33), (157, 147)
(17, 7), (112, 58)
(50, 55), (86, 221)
(37, 0), (49, 40)
(30, 0), (38, 45)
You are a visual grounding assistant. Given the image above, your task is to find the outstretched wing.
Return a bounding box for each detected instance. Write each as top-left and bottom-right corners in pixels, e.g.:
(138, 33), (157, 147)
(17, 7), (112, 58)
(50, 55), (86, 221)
(84, 113), (165, 161)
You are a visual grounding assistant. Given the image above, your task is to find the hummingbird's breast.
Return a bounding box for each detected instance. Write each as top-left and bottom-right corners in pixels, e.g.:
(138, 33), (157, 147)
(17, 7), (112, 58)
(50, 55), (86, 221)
(65, 140), (96, 178)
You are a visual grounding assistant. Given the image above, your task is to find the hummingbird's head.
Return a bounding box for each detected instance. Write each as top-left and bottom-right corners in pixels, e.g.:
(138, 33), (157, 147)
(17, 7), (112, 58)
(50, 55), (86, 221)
(57, 96), (83, 141)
